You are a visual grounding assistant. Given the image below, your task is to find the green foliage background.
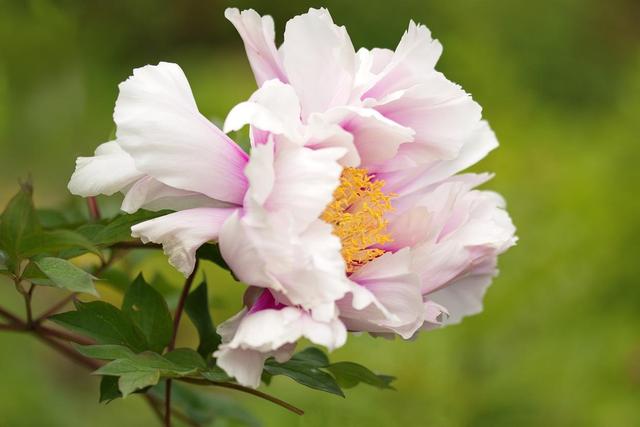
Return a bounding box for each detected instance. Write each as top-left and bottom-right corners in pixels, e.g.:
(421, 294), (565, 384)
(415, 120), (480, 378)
(0, 0), (639, 426)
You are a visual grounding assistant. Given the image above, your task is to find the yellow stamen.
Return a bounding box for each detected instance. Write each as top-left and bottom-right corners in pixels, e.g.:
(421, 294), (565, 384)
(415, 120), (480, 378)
(321, 167), (394, 273)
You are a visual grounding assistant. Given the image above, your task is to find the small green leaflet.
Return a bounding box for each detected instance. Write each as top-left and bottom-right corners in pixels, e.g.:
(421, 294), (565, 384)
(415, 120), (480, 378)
(0, 181), (40, 263)
(19, 229), (103, 260)
(122, 274), (173, 353)
(51, 301), (148, 352)
(33, 257), (98, 296)
(327, 362), (396, 390)
(264, 347), (396, 397)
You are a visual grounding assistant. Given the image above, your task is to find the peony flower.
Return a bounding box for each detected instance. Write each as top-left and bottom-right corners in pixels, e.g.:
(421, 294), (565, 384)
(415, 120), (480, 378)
(68, 8), (517, 389)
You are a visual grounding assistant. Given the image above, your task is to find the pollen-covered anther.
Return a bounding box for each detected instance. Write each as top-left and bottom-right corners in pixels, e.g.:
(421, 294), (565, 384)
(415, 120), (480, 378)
(321, 167), (395, 273)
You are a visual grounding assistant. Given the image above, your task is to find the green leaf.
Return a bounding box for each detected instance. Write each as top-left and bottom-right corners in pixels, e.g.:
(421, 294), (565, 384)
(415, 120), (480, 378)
(19, 229), (103, 260)
(76, 344), (135, 360)
(196, 243), (230, 271)
(0, 181), (40, 262)
(165, 348), (208, 371)
(121, 274), (172, 353)
(99, 376), (122, 403)
(118, 370), (160, 397)
(95, 352), (197, 377)
(326, 362), (396, 390)
(184, 280), (221, 358)
(33, 257), (98, 295)
(289, 347), (330, 367)
(36, 208), (71, 229)
(264, 360), (344, 397)
(91, 210), (169, 246)
(51, 301), (148, 352)
(201, 366), (232, 383)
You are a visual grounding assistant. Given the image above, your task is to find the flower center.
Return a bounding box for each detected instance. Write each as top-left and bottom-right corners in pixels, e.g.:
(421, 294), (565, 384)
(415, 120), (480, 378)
(321, 167), (394, 273)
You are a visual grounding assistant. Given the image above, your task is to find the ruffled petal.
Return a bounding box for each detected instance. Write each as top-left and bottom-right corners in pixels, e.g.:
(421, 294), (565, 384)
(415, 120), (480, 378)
(281, 8), (356, 118)
(225, 8), (288, 86)
(223, 79), (303, 142)
(363, 21), (442, 100)
(372, 73), (482, 163)
(338, 249), (424, 339)
(114, 62), (248, 205)
(68, 141), (143, 197)
(215, 305), (346, 388)
(322, 106), (414, 167)
(131, 207), (237, 276)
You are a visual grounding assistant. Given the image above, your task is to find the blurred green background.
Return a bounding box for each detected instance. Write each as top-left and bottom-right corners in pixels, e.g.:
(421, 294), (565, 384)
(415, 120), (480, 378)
(1, 0), (639, 426)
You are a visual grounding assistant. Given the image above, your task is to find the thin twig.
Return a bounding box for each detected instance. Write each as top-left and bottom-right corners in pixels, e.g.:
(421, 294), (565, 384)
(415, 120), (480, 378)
(0, 323), (25, 331)
(24, 283), (35, 326)
(0, 305), (22, 324)
(37, 324), (95, 345)
(0, 304), (200, 426)
(35, 294), (76, 324)
(165, 259), (199, 427)
(33, 332), (102, 370)
(179, 378), (304, 416)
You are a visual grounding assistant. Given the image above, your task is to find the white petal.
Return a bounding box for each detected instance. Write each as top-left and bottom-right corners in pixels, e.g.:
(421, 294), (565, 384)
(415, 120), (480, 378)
(305, 114), (360, 167)
(131, 207), (237, 276)
(121, 176), (230, 214)
(114, 62), (248, 205)
(225, 8), (288, 86)
(377, 121), (498, 196)
(339, 249), (424, 339)
(428, 272), (495, 324)
(363, 21), (442, 99)
(220, 212), (350, 311)
(281, 8), (356, 118)
(223, 79), (303, 141)
(68, 141), (143, 197)
(322, 106), (414, 167)
(372, 74), (482, 162)
(214, 306), (346, 387)
(266, 143), (345, 230)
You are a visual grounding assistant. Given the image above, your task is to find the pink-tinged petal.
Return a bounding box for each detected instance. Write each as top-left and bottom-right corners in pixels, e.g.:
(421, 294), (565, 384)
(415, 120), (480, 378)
(225, 8), (288, 86)
(224, 79), (303, 141)
(428, 271), (495, 325)
(214, 306), (346, 387)
(372, 74), (482, 162)
(131, 207), (237, 276)
(281, 8), (356, 118)
(382, 206), (433, 251)
(305, 114), (360, 167)
(338, 249), (424, 339)
(265, 143), (345, 230)
(322, 106), (414, 167)
(363, 21), (443, 100)
(121, 176), (231, 214)
(68, 141), (143, 197)
(405, 182), (516, 295)
(220, 212), (350, 312)
(376, 121), (498, 196)
(220, 143), (350, 309)
(114, 62), (248, 205)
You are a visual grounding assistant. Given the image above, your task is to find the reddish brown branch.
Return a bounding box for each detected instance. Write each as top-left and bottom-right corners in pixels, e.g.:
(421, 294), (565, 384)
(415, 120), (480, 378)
(179, 378), (304, 416)
(165, 259), (199, 427)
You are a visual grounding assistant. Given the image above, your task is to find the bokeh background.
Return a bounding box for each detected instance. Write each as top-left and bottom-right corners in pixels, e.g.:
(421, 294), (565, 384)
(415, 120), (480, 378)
(1, 0), (639, 426)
